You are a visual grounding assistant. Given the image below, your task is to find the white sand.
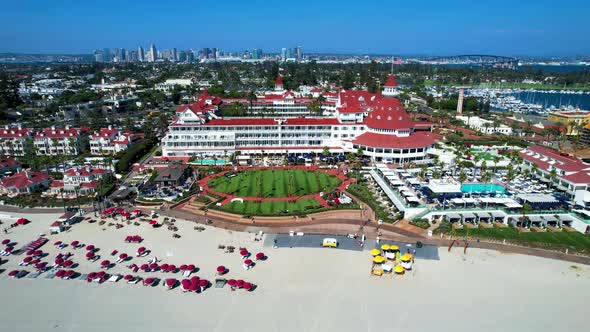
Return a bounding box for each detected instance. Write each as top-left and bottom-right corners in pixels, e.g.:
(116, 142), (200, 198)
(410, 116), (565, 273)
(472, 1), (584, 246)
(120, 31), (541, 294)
(0, 212), (589, 332)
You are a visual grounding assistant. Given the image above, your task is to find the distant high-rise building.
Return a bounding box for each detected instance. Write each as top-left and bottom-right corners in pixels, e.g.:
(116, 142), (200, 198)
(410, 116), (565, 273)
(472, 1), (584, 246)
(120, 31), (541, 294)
(281, 48), (287, 62)
(178, 50), (187, 62)
(103, 48), (112, 62)
(172, 48), (178, 61)
(187, 50), (195, 62)
(252, 48), (263, 59)
(114, 48), (121, 62)
(129, 50), (137, 62)
(212, 48), (218, 60)
(94, 50), (104, 63)
(296, 46), (303, 61)
(202, 48), (210, 59)
(148, 44), (157, 62)
(138, 46), (145, 62)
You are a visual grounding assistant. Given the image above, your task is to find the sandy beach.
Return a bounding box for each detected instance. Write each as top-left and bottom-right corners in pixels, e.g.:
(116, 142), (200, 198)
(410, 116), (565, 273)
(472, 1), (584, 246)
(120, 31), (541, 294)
(0, 212), (588, 332)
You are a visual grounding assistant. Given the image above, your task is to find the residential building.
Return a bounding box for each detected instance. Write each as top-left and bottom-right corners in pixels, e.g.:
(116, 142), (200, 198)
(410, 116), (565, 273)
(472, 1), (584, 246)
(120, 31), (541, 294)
(547, 109), (590, 135)
(456, 115), (512, 135)
(0, 170), (52, 196)
(33, 126), (87, 155)
(0, 126), (32, 156)
(580, 123), (590, 146)
(154, 164), (191, 186)
(90, 126), (137, 155)
(50, 167), (110, 196)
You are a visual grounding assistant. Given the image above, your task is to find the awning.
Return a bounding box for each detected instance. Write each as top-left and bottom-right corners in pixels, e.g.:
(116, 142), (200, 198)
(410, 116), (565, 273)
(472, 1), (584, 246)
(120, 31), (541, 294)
(451, 198), (465, 204)
(462, 212), (476, 219)
(528, 215), (543, 222)
(463, 198), (478, 204)
(491, 211), (504, 218)
(446, 213), (461, 220)
(406, 196), (420, 203)
(504, 202), (523, 208)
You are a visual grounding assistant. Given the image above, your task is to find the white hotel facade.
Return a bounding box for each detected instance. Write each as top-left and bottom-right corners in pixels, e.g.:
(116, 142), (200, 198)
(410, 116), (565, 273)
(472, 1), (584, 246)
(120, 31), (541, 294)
(162, 75), (439, 163)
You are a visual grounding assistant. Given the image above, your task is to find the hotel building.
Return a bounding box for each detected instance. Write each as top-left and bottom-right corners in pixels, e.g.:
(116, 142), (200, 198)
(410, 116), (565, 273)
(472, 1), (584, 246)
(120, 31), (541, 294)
(162, 75), (439, 163)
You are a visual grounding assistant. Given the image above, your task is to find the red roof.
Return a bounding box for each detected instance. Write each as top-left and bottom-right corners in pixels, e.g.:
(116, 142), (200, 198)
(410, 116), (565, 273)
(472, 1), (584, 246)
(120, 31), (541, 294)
(363, 98), (414, 130)
(50, 180), (64, 188)
(351, 131), (438, 149)
(522, 146), (590, 172)
(0, 158), (19, 169)
(35, 127), (84, 139)
(206, 117), (340, 126)
(0, 171), (51, 189)
(0, 127), (31, 138)
(92, 127), (118, 139)
(561, 172), (590, 185)
(384, 74), (398, 87)
(64, 167), (107, 177)
(275, 75), (283, 86)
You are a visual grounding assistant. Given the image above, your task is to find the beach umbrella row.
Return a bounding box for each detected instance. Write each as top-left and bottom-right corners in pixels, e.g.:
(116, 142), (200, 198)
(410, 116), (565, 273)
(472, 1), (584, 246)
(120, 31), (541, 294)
(227, 279), (253, 291)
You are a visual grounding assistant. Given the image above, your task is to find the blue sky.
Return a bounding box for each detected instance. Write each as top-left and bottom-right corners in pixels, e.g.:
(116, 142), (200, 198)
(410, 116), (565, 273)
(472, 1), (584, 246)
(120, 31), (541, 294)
(1, 0), (588, 56)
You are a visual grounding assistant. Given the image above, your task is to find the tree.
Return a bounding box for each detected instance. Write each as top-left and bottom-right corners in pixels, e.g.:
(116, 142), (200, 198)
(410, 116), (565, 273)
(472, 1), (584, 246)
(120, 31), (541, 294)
(322, 146), (330, 157)
(0, 74), (23, 111)
(458, 171), (467, 184)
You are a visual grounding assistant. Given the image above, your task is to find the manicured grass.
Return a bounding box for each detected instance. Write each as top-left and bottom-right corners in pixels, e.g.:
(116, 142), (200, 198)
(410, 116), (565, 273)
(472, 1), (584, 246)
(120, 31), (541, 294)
(452, 226), (590, 254)
(207, 169), (341, 198)
(220, 198), (324, 216)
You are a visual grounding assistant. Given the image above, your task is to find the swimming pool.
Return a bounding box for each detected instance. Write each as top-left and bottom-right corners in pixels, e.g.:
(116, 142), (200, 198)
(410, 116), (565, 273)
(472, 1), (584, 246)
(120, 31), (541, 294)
(461, 183), (506, 193)
(191, 159), (229, 165)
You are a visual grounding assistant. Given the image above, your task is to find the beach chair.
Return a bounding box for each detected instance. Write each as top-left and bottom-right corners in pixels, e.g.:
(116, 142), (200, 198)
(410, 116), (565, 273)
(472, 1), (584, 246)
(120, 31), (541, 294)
(183, 270), (191, 278)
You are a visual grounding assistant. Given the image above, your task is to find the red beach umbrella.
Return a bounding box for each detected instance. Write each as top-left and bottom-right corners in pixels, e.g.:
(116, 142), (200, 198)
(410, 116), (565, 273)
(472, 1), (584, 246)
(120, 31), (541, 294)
(149, 220), (157, 225)
(26, 250), (35, 256)
(165, 278), (177, 288)
(227, 279), (236, 287)
(239, 249), (249, 256)
(179, 264), (187, 271)
(190, 276), (200, 285)
(88, 272), (97, 279)
(96, 271), (105, 278)
(5, 246), (14, 252)
(35, 262), (47, 270)
(63, 260), (73, 267)
(122, 213), (131, 218)
(65, 270), (75, 278)
(167, 264), (176, 272)
(33, 250), (42, 256)
(137, 247), (146, 253)
(101, 260), (110, 267)
(54, 241), (62, 246)
(236, 279), (244, 288)
(119, 253), (128, 260)
(140, 264), (149, 271)
(116, 208), (125, 214)
(23, 256), (32, 263)
(133, 209), (141, 214)
(244, 259), (253, 266)
(255, 252), (265, 260)
(30, 259), (40, 265)
(124, 275), (133, 281)
(8, 270), (19, 277)
(149, 263), (158, 270)
(86, 245), (95, 251)
(187, 264), (195, 272)
(85, 252), (94, 259)
(243, 282), (252, 291)
(144, 278), (154, 285)
(1, 239), (10, 245)
(216, 266), (226, 273)
(160, 263), (169, 271)
(17, 218), (29, 225)
(70, 240), (79, 247)
(199, 279), (208, 287)
(56, 270), (66, 278)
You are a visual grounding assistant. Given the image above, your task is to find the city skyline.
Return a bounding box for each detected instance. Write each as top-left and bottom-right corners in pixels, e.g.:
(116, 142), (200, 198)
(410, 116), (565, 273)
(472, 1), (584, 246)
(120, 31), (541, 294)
(1, 0), (589, 56)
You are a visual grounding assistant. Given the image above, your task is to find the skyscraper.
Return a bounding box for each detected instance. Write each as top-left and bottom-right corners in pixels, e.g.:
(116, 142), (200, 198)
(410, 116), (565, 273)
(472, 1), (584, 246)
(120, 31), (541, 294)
(138, 46), (145, 62)
(296, 46), (303, 61)
(281, 48), (287, 62)
(149, 44), (157, 62)
(93, 50), (104, 63)
(202, 48), (210, 59)
(172, 48), (178, 62)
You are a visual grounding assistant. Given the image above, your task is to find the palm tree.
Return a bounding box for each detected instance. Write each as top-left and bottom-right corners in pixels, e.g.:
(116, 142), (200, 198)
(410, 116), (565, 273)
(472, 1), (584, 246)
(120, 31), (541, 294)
(492, 155), (501, 174)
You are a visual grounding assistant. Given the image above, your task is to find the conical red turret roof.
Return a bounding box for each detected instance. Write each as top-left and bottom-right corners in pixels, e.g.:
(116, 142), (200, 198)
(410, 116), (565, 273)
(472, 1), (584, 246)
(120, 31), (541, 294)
(384, 74), (397, 87)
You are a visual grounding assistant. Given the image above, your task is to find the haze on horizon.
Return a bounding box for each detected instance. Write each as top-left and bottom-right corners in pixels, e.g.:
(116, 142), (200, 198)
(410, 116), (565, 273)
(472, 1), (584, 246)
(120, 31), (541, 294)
(0, 0), (588, 56)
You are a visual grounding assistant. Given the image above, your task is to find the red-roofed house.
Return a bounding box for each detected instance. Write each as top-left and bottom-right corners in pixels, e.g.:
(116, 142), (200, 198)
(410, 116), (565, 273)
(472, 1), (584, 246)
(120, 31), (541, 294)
(49, 166), (110, 196)
(34, 126), (87, 155)
(0, 170), (52, 196)
(0, 126), (33, 156)
(520, 145), (590, 196)
(90, 126), (138, 155)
